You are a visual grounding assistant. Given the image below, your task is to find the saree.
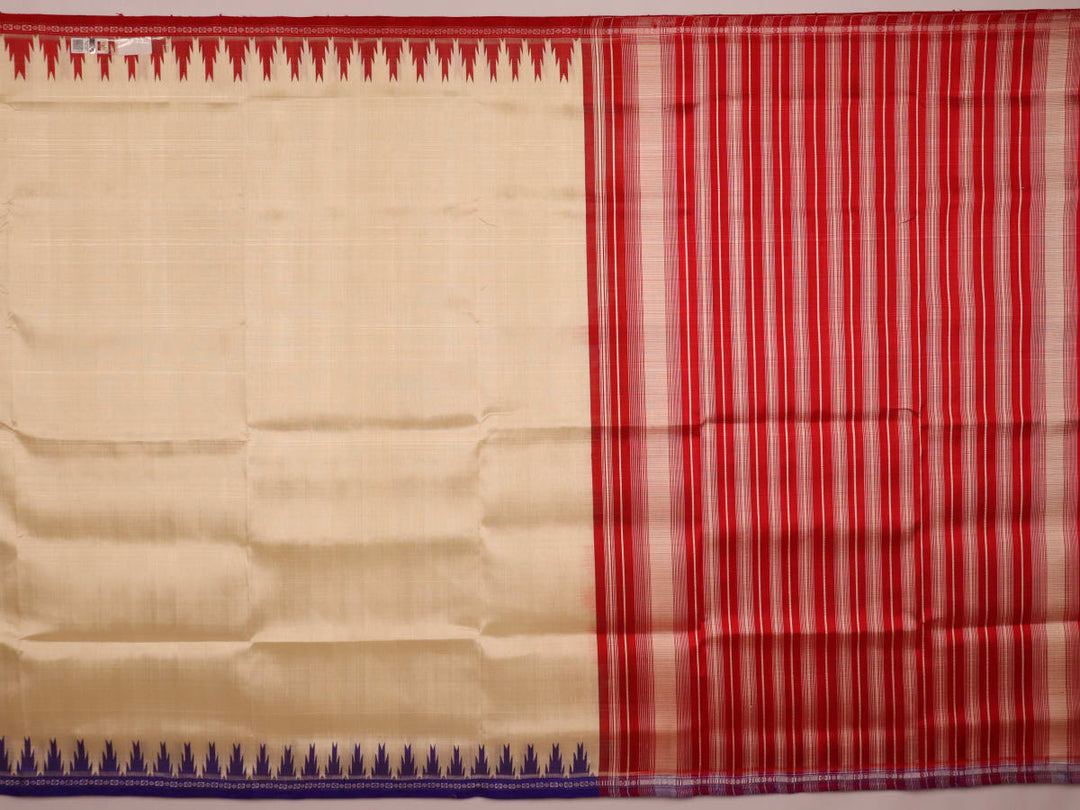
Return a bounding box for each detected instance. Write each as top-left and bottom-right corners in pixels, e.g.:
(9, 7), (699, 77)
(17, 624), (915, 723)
(0, 9), (1078, 799)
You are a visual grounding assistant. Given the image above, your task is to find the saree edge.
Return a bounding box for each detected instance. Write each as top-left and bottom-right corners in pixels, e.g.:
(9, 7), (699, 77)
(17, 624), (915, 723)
(1, 765), (1079, 799)
(0, 10), (1071, 38)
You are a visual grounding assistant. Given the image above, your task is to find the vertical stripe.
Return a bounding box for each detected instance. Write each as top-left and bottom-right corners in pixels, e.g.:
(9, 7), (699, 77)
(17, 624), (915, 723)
(892, 17), (921, 772)
(993, 20), (1018, 763)
(1043, 13), (1070, 761)
(786, 26), (818, 776)
(706, 24), (743, 780)
(825, 19), (855, 770)
(582, 36), (609, 778)
(956, 21), (977, 766)
(726, 21), (759, 775)
(1015, 16), (1039, 765)
(924, 19), (948, 766)
(691, 22), (723, 778)
(665, 28), (710, 776)
(739, 15), (775, 773)
(804, 16), (837, 772)
(635, 30), (679, 779)
(769, 18), (800, 776)
(1066, 16), (1080, 766)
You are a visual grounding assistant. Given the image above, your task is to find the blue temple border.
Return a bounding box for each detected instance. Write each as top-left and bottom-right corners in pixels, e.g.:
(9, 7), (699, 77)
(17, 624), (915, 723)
(0, 739), (1077, 799)
(0, 739), (601, 798)
(0, 775), (602, 799)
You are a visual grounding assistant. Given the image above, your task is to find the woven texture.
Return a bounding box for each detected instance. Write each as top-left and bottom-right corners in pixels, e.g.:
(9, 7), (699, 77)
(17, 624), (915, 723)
(0, 10), (1079, 798)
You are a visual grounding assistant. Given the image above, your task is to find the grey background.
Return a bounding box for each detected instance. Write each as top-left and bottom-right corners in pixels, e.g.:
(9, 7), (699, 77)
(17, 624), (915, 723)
(1, 0), (1078, 806)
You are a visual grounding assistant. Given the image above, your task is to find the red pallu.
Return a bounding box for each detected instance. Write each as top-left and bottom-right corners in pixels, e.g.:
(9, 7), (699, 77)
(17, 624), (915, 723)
(584, 13), (1079, 791)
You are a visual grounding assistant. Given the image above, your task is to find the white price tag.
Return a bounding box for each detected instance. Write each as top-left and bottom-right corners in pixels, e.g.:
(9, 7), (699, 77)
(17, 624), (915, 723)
(116, 38), (153, 57)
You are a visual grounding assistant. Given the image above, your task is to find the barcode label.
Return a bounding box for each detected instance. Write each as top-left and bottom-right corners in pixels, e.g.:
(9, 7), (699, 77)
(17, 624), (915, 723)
(70, 38), (112, 55)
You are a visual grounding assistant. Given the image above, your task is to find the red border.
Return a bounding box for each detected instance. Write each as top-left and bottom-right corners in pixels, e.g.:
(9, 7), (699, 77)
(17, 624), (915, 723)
(0, 10), (1066, 39)
(0, 13), (600, 37)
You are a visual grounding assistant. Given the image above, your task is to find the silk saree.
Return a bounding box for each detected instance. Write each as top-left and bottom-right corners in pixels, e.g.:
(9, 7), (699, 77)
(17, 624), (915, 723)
(0, 9), (1079, 798)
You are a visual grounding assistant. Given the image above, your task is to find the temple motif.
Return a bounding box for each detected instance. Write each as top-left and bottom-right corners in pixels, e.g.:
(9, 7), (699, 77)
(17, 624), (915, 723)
(0, 737), (595, 797)
(0, 34), (575, 82)
(0, 738), (590, 781)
